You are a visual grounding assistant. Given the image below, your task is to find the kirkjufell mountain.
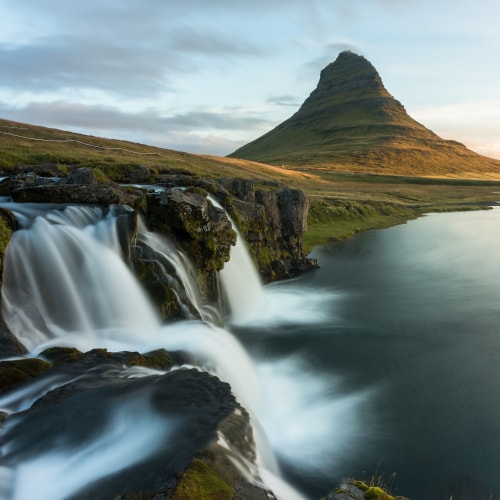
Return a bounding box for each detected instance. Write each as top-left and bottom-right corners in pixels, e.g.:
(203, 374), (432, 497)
(230, 51), (500, 178)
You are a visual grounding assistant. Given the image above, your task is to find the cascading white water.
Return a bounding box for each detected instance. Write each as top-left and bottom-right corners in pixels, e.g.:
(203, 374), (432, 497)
(208, 197), (265, 322)
(0, 201), (306, 499)
(135, 218), (221, 324)
(1, 205), (161, 350)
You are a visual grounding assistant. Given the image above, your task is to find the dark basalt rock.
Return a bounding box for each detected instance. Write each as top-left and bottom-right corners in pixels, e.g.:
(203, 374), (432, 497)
(217, 177), (317, 281)
(11, 183), (144, 206)
(66, 167), (98, 184)
(0, 357), (52, 393)
(120, 165), (153, 184)
(1, 355), (266, 500)
(0, 166), (146, 206)
(152, 175), (316, 282)
(11, 163), (60, 177)
(146, 188), (236, 273)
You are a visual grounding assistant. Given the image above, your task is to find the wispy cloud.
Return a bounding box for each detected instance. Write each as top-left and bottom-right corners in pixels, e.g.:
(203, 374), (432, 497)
(266, 95), (301, 107)
(0, 0), (498, 157)
(0, 99), (273, 154)
(412, 100), (500, 159)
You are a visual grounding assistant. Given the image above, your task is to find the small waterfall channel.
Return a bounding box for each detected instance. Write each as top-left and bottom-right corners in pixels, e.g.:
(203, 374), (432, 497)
(0, 198), (306, 499)
(208, 196), (264, 322)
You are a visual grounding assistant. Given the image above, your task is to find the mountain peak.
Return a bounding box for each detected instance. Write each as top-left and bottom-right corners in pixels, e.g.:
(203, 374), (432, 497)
(299, 51), (392, 114)
(230, 52), (500, 178)
(319, 51), (386, 92)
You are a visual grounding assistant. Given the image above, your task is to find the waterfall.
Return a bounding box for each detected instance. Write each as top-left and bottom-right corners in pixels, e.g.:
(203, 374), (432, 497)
(208, 196), (265, 322)
(1, 205), (161, 350)
(134, 218), (221, 324)
(0, 200), (305, 499)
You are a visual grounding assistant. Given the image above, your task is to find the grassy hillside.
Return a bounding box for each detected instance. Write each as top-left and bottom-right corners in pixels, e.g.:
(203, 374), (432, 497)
(2, 117), (500, 252)
(0, 118), (304, 184)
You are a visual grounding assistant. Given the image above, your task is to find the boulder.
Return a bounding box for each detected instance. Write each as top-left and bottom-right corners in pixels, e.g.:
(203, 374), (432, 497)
(67, 167), (97, 185)
(11, 183), (144, 207)
(121, 165), (152, 184)
(0, 357), (52, 393)
(12, 163), (60, 177)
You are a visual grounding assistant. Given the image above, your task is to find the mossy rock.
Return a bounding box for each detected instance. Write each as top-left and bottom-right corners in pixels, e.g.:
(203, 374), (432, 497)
(113, 349), (173, 370)
(353, 480), (408, 500)
(0, 208), (15, 281)
(171, 458), (233, 500)
(141, 349), (173, 370)
(131, 257), (184, 320)
(40, 346), (85, 365)
(0, 358), (52, 393)
(364, 487), (395, 500)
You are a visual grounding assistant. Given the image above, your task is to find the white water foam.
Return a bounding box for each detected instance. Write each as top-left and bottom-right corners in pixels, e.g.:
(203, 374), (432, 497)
(228, 281), (339, 327)
(254, 357), (373, 475)
(6, 397), (178, 500)
(2, 213), (160, 349)
(208, 196), (265, 322)
(0, 199), (360, 499)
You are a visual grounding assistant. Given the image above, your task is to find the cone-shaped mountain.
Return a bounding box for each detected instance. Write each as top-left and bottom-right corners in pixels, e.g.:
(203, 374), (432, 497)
(230, 51), (500, 178)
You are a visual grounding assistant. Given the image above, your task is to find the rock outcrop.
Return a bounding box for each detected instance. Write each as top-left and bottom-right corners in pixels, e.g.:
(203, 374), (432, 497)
(217, 177), (315, 281)
(0, 347), (273, 499)
(0, 166), (315, 319)
(0, 167), (145, 207)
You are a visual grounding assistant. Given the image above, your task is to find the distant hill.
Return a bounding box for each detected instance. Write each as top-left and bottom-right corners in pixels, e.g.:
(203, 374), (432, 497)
(0, 117), (305, 185)
(230, 51), (500, 179)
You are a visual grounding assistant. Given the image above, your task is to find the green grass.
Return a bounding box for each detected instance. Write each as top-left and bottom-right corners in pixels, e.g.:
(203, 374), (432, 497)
(3, 117), (500, 251)
(171, 459), (233, 500)
(305, 198), (417, 252)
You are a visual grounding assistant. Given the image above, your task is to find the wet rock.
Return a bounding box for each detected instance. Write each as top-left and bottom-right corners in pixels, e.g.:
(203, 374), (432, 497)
(0, 326), (27, 359)
(0, 357), (52, 393)
(1, 363), (261, 500)
(324, 478), (409, 500)
(218, 178), (317, 281)
(39, 347), (176, 372)
(146, 188), (236, 273)
(11, 183), (144, 206)
(67, 167), (97, 185)
(12, 163), (60, 177)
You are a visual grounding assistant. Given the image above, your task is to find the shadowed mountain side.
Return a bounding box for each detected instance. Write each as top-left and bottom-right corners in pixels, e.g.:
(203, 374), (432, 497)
(230, 51), (500, 179)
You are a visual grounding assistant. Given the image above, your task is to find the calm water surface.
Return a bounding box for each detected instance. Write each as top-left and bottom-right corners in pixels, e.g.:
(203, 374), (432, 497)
(235, 207), (500, 500)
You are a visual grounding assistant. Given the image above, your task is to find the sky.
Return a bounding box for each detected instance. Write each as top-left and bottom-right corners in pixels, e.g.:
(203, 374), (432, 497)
(1, 0), (499, 159)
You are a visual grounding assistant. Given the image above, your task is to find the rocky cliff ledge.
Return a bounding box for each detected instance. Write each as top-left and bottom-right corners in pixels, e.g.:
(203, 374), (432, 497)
(0, 165), (316, 499)
(0, 165), (317, 322)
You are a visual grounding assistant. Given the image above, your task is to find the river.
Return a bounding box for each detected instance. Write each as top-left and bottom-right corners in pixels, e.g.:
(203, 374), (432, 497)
(1, 201), (500, 499)
(233, 207), (500, 499)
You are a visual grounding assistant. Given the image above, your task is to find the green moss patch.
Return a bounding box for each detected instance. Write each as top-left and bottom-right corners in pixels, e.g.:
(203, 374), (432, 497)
(0, 358), (52, 393)
(171, 458), (233, 500)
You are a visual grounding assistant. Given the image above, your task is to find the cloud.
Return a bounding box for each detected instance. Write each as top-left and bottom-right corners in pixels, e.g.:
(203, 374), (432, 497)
(0, 28), (262, 97)
(411, 100), (500, 159)
(0, 37), (170, 96)
(266, 95), (301, 107)
(298, 41), (361, 82)
(0, 99), (273, 154)
(0, 100), (269, 132)
(0, 0), (266, 100)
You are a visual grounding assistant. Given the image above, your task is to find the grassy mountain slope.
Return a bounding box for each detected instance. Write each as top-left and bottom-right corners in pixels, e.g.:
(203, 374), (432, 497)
(230, 51), (500, 180)
(2, 116), (500, 252)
